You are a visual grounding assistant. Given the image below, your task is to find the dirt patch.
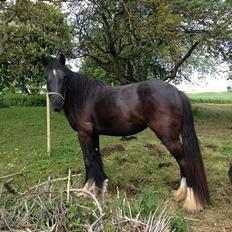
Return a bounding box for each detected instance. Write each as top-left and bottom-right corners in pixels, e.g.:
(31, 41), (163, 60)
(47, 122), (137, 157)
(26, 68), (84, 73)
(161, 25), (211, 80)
(205, 144), (218, 151)
(219, 187), (232, 204)
(190, 207), (232, 232)
(144, 143), (166, 157)
(166, 179), (179, 190)
(129, 178), (147, 186)
(224, 228), (232, 232)
(108, 178), (146, 196)
(144, 143), (157, 151)
(108, 183), (139, 196)
(101, 144), (125, 156)
(116, 157), (129, 165)
(158, 162), (172, 169)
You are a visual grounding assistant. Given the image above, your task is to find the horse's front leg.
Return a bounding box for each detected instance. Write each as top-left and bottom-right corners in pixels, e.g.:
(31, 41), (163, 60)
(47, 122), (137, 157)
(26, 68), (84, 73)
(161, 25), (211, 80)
(78, 131), (107, 193)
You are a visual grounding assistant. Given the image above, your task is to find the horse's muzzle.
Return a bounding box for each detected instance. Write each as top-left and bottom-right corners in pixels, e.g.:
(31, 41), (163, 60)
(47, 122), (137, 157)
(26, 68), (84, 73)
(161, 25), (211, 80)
(50, 96), (64, 112)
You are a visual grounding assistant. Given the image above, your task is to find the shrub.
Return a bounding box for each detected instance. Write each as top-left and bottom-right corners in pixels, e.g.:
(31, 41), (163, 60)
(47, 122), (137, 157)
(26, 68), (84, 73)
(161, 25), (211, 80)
(0, 94), (46, 107)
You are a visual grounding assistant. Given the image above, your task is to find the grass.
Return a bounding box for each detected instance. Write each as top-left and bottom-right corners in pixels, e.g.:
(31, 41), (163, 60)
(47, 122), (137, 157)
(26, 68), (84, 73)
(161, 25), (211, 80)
(0, 104), (232, 231)
(187, 91), (232, 104)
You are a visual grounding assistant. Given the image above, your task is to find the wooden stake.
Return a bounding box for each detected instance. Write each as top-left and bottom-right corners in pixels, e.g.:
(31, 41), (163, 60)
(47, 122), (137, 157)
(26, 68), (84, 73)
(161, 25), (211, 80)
(67, 169), (71, 203)
(46, 92), (51, 156)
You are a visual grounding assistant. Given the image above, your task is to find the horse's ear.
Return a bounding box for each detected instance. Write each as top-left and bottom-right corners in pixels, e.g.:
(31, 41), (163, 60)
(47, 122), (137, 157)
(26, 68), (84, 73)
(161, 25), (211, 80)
(41, 54), (51, 67)
(57, 53), (66, 65)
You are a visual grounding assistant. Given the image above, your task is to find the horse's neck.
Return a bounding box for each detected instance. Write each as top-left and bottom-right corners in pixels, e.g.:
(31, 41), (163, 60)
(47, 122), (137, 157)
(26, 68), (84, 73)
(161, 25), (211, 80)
(64, 73), (91, 115)
(64, 73), (101, 131)
(62, 74), (81, 130)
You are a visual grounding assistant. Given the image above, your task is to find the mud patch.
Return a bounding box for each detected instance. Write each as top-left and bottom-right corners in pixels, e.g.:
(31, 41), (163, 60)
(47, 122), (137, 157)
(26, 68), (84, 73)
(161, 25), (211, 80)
(158, 162), (172, 169)
(108, 183), (139, 196)
(101, 144), (125, 156)
(166, 179), (179, 190)
(116, 157), (129, 165)
(205, 144), (218, 151)
(220, 187), (232, 204)
(129, 178), (146, 186)
(144, 143), (166, 157)
(108, 177), (147, 196)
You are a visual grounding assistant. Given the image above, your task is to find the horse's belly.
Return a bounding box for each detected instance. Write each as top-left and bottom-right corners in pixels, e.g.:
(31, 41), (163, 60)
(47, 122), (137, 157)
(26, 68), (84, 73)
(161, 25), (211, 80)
(96, 117), (147, 136)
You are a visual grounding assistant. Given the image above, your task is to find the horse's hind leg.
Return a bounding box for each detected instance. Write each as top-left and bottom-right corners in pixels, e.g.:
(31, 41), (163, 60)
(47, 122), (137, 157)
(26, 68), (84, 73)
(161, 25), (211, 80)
(149, 119), (205, 211)
(148, 120), (187, 201)
(161, 139), (187, 201)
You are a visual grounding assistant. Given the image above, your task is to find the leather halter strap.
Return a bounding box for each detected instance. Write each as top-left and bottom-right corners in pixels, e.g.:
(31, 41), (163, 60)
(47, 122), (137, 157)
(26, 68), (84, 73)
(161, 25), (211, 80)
(48, 92), (65, 101)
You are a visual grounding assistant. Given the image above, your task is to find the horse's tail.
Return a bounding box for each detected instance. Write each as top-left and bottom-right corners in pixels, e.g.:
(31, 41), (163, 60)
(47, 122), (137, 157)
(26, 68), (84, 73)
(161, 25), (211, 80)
(179, 91), (210, 208)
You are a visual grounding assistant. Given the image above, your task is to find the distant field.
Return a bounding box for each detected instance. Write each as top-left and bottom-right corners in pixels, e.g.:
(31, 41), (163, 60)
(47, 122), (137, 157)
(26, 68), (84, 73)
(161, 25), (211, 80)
(187, 91), (232, 104)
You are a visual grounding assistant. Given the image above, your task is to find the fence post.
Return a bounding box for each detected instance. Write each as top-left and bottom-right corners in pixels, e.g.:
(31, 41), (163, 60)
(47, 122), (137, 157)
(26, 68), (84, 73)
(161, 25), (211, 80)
(67, 169), (71, 203)
(46, 92), (51, 156)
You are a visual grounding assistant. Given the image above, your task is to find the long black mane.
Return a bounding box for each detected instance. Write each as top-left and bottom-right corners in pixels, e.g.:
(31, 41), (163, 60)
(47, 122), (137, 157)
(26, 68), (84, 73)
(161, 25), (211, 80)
(63, 65), (105, 112)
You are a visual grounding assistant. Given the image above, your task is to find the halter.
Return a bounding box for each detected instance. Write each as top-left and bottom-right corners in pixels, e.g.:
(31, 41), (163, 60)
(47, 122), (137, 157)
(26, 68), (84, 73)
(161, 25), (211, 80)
(48, 92), (65, 101)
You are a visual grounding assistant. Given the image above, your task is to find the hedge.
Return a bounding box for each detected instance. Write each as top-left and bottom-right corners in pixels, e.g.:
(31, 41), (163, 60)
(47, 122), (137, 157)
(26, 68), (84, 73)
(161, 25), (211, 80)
(0, 94), (46, 107)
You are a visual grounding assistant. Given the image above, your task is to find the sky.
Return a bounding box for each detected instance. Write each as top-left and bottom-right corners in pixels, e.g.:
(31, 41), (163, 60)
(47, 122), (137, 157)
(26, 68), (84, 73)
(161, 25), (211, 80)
(174, 74), (230, 92)
(174, 63), (231, 92)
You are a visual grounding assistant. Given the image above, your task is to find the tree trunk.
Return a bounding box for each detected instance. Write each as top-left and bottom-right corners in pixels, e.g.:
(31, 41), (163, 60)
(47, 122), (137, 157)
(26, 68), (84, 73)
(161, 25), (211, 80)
(112, 57), (127, 84)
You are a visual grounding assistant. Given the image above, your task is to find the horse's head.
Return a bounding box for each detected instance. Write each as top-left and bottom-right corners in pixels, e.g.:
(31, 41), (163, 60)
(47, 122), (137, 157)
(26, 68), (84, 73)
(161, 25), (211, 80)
(44, 53), (67, 112)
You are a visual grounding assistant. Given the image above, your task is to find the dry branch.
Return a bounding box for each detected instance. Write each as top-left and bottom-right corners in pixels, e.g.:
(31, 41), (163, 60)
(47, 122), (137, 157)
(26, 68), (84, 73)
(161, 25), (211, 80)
(0, 172), (172, 231)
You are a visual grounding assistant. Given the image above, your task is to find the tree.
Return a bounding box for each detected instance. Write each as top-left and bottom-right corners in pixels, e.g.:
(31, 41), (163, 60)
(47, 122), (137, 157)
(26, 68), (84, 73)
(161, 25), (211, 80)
(79, 57), (117, 85)
(0, 0), (74, 93)
(68, 0), (232, 84)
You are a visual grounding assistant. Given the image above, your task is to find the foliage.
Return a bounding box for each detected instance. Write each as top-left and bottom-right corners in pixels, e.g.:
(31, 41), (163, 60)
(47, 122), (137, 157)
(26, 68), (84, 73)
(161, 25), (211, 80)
(1, 91), (231, 108)
(79, 57), (118, 85)
(0, 173), (172, 231)
(170, 213), (188, 232)
(0, 94), (46, 107)
(69, 0), (232, 84)
(0, 0), (74, 93)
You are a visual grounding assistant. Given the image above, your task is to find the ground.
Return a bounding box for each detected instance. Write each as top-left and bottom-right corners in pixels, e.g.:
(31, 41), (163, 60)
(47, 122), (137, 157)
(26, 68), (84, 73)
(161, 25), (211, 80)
(0, 103), (232, 231)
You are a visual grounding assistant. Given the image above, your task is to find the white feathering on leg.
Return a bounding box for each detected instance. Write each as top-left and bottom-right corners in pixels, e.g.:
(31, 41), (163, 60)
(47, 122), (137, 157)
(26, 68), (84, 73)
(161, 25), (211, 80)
(83, 180), (98, 195)
(173, 177), (187, 201)
(183, 187), (203, 212)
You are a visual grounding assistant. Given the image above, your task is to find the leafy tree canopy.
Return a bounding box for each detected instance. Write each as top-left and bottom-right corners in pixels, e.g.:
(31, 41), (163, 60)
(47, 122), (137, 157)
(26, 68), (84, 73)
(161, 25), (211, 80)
(68, 0), (232, 84)
(0, 0), (74, 93)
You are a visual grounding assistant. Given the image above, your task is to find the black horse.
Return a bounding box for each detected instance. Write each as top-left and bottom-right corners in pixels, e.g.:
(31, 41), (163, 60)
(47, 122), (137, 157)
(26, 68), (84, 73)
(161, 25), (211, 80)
(44, 54), (210, 212)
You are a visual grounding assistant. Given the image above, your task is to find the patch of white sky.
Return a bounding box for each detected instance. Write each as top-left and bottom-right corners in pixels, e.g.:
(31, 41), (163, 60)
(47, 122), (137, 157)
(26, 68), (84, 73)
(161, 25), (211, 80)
(173, 63), (231, 92)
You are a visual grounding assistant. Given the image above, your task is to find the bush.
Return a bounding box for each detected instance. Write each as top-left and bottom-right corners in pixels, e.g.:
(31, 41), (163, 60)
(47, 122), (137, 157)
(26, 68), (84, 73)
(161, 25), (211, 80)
(0, 97), (9, 108)
(0, 94), (46, 107)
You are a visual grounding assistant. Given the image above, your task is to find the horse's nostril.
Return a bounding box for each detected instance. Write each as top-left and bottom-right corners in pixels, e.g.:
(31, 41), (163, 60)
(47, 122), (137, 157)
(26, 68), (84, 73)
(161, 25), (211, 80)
(54, 108), (61, 112)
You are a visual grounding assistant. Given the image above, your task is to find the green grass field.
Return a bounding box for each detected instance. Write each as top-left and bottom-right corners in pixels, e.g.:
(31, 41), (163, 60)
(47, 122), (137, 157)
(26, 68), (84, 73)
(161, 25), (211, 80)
(187, 91), (232, 104)
(0, 104), (232, 231)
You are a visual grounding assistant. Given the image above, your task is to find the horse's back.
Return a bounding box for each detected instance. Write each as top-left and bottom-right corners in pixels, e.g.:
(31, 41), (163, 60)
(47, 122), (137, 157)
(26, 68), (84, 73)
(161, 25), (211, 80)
(137, 80), (183, 124)
(93, 83), (146, 135)
(137, 80), (181, 106)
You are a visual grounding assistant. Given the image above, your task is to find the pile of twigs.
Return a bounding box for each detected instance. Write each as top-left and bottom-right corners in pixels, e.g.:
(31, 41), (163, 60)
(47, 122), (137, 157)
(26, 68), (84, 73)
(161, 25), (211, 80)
(113, 193), (171, 232)
(0, 171), (171, 232)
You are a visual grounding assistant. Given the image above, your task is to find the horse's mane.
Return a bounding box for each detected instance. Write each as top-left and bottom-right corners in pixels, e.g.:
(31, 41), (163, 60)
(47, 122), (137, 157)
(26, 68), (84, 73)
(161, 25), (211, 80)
(65, 66), (105, 110)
